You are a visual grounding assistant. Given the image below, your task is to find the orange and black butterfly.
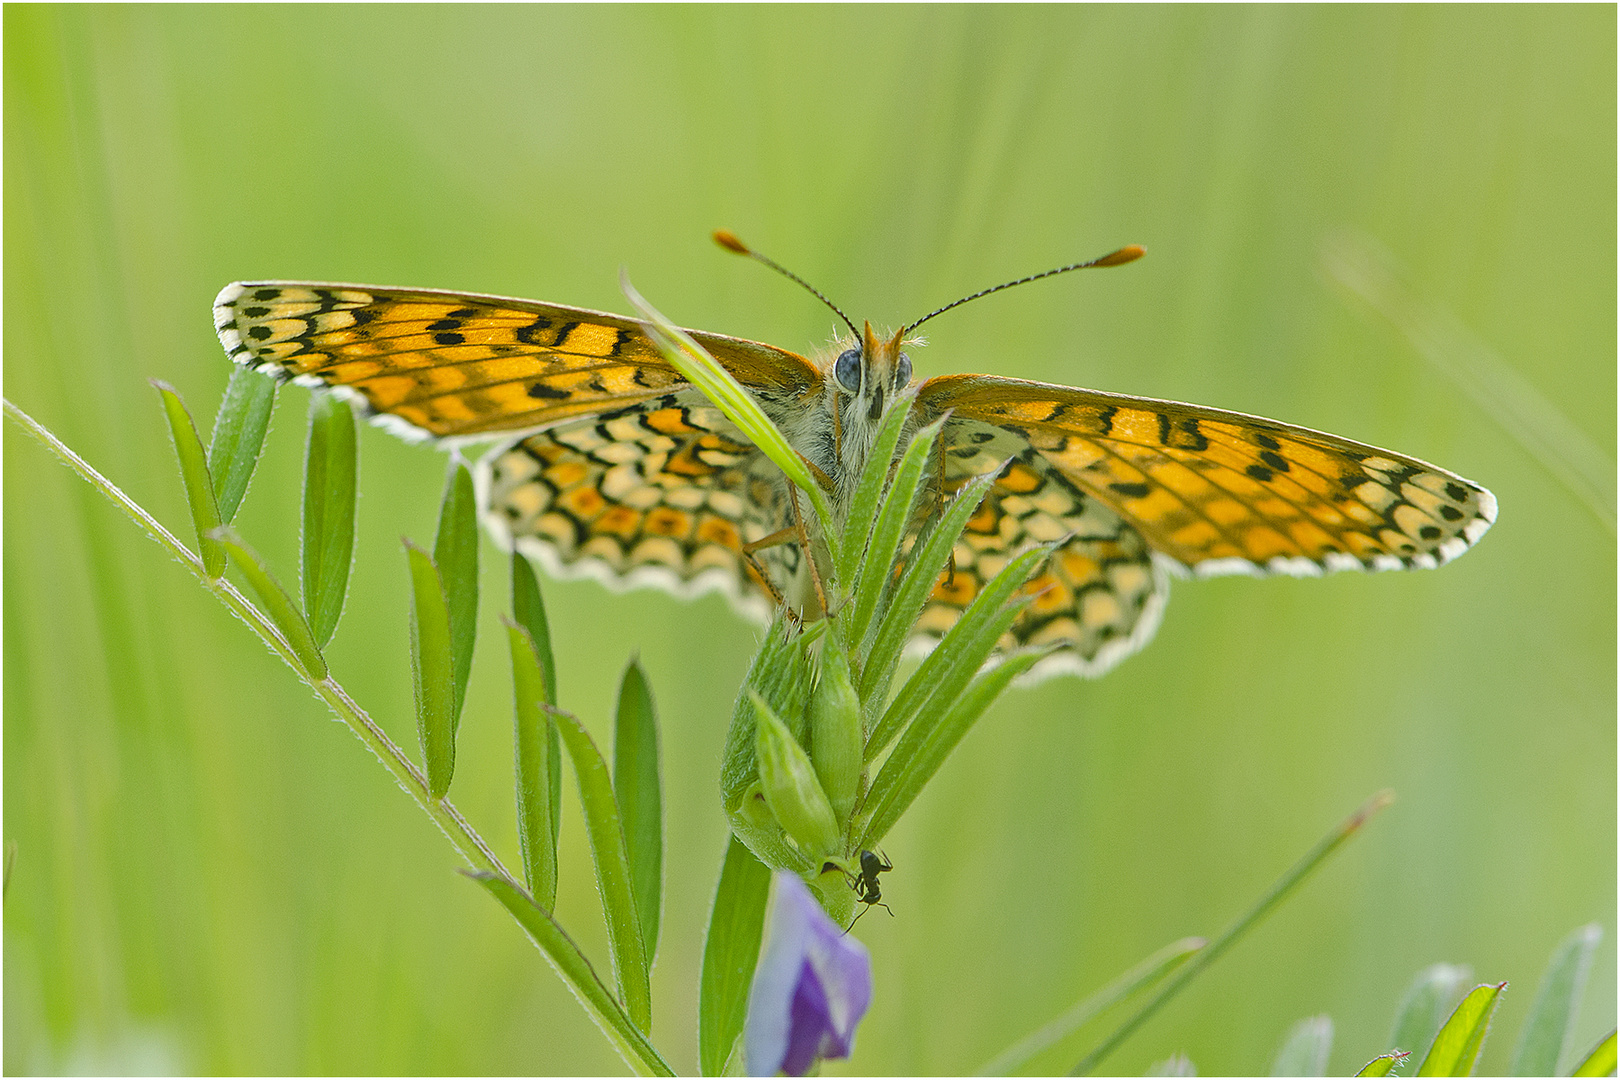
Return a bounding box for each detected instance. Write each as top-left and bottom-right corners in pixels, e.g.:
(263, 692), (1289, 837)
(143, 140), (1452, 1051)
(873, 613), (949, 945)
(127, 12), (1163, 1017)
(213, 234), (1494, 680)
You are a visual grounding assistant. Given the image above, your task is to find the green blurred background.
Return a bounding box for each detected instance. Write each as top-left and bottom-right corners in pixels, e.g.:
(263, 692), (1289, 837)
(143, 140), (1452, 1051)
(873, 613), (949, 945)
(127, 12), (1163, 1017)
(6, 6), (1613, 1075)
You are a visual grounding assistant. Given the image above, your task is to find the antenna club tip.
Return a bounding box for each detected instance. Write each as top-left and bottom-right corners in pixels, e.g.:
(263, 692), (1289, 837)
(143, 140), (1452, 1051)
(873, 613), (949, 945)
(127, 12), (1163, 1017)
(712, 229), (751, 255)
(1095, 244), (1146, 268)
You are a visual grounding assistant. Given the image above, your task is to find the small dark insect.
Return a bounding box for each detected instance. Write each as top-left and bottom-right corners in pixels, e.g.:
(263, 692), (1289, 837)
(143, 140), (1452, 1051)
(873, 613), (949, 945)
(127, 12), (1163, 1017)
(841, 849), (894, 930)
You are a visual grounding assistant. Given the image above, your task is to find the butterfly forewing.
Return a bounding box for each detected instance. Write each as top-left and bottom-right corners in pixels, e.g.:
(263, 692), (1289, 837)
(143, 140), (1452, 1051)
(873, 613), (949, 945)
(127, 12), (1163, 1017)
(213, 282), (820, 441)
(920, 373), (1496, 578)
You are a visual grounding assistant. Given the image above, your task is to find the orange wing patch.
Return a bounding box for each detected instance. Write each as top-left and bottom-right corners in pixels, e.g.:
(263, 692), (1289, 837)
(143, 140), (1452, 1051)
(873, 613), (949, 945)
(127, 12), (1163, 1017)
(920, 374), (1496, 577)
(479, 394), (798, 621)
(214, 282), (821, 441)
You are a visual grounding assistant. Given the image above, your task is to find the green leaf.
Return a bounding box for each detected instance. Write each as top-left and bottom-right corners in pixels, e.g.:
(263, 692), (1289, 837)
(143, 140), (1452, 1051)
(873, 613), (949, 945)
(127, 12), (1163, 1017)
(1511, 923), (1602, 1075)
(860, 646), (1040, 850)
(866, 544), (1047, 762)
(206, 365), (276, 523)
(506, 619), (558, 909)
(153, 381), (226, 578)
(434, 460), (480, 727)
(466, 872), (673, 1077)
(512, 553), (561, 852)
(720, 616), (814, 812)
(859, 470), (999, 711)
(622, 272), (833, 528)
(406, 541), (456, 799)
(843, 417), (941, 646)
(550, 706), (652, 1033)
(214, 528), (326, 680)
(976, 935), (1205, 1076)
(614, 659), (663, 962)
(1570, 1029), (1617, 1077)
(1417, 982), (1507, 1077)
(1271, 1015), (1334, 1076)
(1072, 791), (1395, 1075)
(1355, 1051), (1411, 1077)
(807, 645), (863, 829)
(835, 389), (917, 586)
(301, 392), (357, 647)
(1392, 964), (1472, 1062)
(1145, 1054), (1196, 1076)
(698, 837), (772, 1077)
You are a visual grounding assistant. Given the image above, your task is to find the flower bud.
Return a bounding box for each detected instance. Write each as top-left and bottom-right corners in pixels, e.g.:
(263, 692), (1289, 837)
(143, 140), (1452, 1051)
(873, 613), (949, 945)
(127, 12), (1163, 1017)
(751, 691), (840, 861)
(807, 646), (862, 829)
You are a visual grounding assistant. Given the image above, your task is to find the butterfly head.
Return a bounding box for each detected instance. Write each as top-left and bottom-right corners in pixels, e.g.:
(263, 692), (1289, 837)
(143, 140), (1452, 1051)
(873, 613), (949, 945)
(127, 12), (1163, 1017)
(832, 322), (914, 422)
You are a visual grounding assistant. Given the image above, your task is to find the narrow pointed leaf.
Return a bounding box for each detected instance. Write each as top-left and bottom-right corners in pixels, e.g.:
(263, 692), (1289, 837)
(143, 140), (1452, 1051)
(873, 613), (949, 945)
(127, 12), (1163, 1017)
(206, 364), (276, 523)
(435, 461), (480, 727)
(614, 660), (664, 961)
(506, 619), (558, 908)
(1356, 1051), (1411, 1077)
(720, 616), (814, 812)
(836, 391), (917, 584)
(406, 541), (456, 798)
(977, 936), (1205, 1076)
(1511, 923), (1602, 1076)
(1392, 964), (1472, 1061)
(513, 553), (561, 851)
(867, 544), (1047, 761)
(861, 645), (1039, 849)
(214, 528), (326, 679)
(153, 381), (226, 578)
(301, 392), (357, 647)
(698, 836), (772, 1076)
(467, 872), (673, 1077)
(860, 469), (1000, 703)
(1271, 1015), (1334, 1076)
(1418, 982), (1507, 1077)
(844, 418), (941, 645)
(1571, 1030), (1617, 1077)
(550, 706), (652, 1033)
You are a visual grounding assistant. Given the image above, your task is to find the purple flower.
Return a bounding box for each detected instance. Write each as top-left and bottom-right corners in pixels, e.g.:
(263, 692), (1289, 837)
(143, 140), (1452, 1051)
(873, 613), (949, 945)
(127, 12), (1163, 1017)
(746, 871), (873, 1076)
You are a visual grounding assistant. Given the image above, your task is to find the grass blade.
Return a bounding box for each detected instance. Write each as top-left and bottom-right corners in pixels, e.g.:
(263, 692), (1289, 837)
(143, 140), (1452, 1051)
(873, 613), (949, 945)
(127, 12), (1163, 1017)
(1271, 1015), (1334, 1076)
(513, 553), (561, 852)
(206, 364), (276, 523)
(1392, 964), (1472, 1061)
(1356, 1051), (1411, 1077)
(1417, 982), (1507, 1076)
(867, 545), (1047, 762)
(1571, 1030), (1617, 1077)
(506, 619), (558, 908)
(153, 381), (225, 578)
(214, 528), (326, 680)
(835, 391), (917, 585)
(434, 460), (480, 726)
(976, 936), (1205, 1076)
(698, 837), (773, 1076)
(1511, 923), (1602, 1075)
(467, 872), (673, 1077)
(301, 392), (357, 647)
(1071, 791), (1395, 1075)
(550, 706), (652, 1033)
(614, 659), (664, 962)
(406, 541), (455, 798)
(843, 418), (941, 646)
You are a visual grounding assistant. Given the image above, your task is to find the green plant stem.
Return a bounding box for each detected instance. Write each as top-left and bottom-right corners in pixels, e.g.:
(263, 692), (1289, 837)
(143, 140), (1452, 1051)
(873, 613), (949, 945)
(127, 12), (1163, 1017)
(1070, 789), (1396, 1075)
(4, 397), (672, 1077)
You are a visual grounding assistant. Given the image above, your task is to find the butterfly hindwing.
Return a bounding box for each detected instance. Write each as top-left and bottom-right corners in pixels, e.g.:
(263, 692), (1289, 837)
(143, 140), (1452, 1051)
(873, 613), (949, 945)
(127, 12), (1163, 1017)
(919, 373), (1496, 578)
(479, 391), (796, 621)
(213, 282), (821, 442)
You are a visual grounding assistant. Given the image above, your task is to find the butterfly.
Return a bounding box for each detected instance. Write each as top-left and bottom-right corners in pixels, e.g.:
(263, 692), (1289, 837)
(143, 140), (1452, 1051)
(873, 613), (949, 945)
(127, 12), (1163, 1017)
(212, 234), (1495, 680)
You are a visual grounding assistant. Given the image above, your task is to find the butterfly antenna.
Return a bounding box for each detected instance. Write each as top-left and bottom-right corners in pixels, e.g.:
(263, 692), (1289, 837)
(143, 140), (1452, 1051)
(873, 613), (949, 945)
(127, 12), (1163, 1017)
(714, 230), (860, 339)
(903, 244), (1146, 335)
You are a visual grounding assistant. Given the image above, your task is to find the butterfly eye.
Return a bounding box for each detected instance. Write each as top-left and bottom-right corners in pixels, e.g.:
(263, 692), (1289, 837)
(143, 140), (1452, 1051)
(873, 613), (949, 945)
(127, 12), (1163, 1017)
(894, 352), (913, 387)
(834, 348), (862, 394)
